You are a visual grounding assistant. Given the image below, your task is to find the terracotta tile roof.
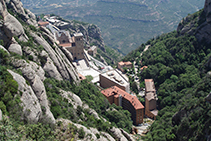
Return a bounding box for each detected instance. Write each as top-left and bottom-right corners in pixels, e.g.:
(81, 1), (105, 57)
(78, 73), (86, 80)
(118, 61), (125, 66)
(59, 43), (72, 47)
(101, 86), (144, 110)
(38, 21), (49, 26)
(141, 66), (148, 70)
(124, 61), (132, 65)
(145, 79), (156, 92)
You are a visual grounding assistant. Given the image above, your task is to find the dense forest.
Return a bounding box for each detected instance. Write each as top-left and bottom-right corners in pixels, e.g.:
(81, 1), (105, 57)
(124, 9), (211, 140)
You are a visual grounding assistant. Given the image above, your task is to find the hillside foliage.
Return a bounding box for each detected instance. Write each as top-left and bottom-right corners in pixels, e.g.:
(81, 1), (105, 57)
(124, 9), (211, 140)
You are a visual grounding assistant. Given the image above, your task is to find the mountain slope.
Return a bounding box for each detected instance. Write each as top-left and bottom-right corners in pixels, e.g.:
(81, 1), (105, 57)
(21, 0), (204, 55)
(0, 0), (134, 140)
(124, 1), (211, 140)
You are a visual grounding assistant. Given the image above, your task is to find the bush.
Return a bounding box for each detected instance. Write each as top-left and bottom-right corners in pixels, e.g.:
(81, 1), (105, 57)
(78, 127), (85, 139)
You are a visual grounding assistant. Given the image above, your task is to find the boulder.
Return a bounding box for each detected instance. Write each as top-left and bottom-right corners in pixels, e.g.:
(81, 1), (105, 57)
(8, 70), (42, 123)
(8, 43), (22, 55)
(4, 13), (24, 38)
(43, 56), (63, 81)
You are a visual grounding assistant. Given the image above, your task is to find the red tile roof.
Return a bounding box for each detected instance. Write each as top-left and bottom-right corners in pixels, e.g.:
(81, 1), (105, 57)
(59, 43), (72, 47)
(141, 66), (148, 70)
(101, 86), (144, 110)
(38, 21), (49, 26)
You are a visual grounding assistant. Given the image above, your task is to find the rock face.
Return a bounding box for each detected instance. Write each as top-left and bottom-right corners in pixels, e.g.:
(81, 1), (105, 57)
(30, 32), (79, 83)
(69, 22), (105, 51)
(57, 118), (116, 141)
(11, 59), (55, 123)
(5, 0), (38, 26)
(177, 0), (211, 44)
(8, 43), (22, 55)
(8, 70), (42, 123)
(204, 0), (211, 23)
(110, 127), (128, 141)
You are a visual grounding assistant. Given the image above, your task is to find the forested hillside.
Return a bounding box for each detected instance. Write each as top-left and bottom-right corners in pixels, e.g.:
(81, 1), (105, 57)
(124, 6), (211, 140)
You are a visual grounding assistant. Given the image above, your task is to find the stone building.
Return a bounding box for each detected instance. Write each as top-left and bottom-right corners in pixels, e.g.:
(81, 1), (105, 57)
(118, 61), (133, 72)
(101, 86), (144, 125)
(100, 69), (130, 93)
(55, 31), (85, 60)
(88, 46), (97, 57)
(144, 79), (158, 119)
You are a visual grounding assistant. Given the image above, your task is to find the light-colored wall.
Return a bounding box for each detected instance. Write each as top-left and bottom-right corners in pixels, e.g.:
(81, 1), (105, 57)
(100, 74), (126, 92)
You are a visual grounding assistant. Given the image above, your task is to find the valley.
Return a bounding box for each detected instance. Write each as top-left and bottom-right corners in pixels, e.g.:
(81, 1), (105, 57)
(22, 0), (204, 54)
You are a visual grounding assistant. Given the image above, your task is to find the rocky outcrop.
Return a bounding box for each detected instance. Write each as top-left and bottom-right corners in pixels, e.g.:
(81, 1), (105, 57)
(120, 128), (135, 141)
(8, 43), (22, 55)
(57, 118), (116, 141)
(5, 0), (38, 26)
(204, 0), (211, 23)
(8, 70), (42, 123)
(11, 59), (55, 123)
(69, 22), (105, 51)
(0, 0), (25, 46)
(177, 0), (211, 44)
(30, 32), (79, 83)
(59, 90), (100, 120)
(110, 127), (128, 141)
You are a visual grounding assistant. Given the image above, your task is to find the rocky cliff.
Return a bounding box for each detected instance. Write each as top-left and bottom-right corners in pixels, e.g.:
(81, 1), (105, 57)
(0, 0), (135, 140)
(177, 0), (211, 44)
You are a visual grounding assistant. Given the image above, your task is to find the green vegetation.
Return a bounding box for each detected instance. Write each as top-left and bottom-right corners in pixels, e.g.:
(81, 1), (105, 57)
(123, 9), (211, 140)
(44, 78), (133, 133)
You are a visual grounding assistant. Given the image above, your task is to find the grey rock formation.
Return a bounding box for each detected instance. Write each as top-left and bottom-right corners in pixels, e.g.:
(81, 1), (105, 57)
(11, 59), (55, 123)
(4, 13), (24, 38)
(120, 128), (135, 141)
(110, 127), (128, 141)
(30, 32), (79, 83)
(177, 0), (211, 44)
(204, 0), (211, 23)
(60, 90), (101, 120)
(57, 118), (116, 141)
(69, 22), (105, 51)
(43, 56), (63, 81)
(0, 45), (9, 54)
(8, 43), (22, 55)
(5, 0), (38, 26)
(101, 132), (116, 141)
(8, 70), (42, 123)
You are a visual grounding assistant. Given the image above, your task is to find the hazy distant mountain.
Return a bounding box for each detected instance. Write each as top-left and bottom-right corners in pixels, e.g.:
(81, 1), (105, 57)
(22, 0), (204, 54)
